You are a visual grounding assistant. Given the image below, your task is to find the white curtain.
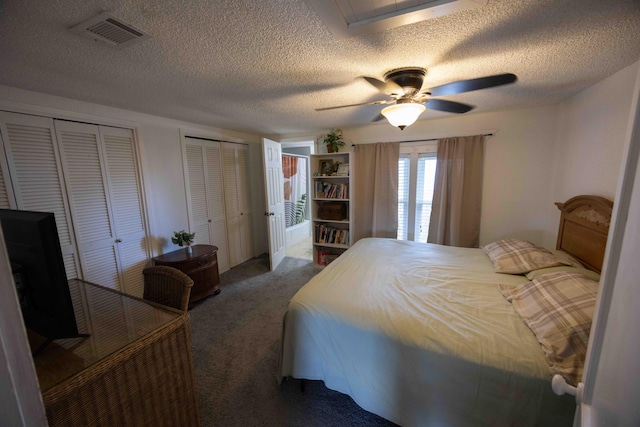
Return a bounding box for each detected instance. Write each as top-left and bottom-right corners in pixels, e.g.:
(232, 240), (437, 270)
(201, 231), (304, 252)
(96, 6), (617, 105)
(282, 155), (307, 228)
(354, 142), (400, 241)
(427, 135), (485, 247)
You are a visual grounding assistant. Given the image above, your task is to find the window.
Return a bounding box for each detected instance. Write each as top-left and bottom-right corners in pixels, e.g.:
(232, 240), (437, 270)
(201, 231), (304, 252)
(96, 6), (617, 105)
(397, 146), (437, 242)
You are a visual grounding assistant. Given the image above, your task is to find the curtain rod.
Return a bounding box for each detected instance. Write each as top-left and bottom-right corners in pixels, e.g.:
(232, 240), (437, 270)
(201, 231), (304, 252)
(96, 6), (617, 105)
(351, 132), (493, 146)
(281, 152), (308, 159)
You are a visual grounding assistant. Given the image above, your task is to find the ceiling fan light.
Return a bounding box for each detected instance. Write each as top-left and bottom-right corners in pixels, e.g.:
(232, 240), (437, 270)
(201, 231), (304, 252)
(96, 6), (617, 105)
(381, 103), (426, 130)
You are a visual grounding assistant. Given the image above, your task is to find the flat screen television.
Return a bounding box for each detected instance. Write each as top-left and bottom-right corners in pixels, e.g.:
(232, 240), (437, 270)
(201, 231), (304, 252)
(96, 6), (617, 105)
(0, 209), (87, 355)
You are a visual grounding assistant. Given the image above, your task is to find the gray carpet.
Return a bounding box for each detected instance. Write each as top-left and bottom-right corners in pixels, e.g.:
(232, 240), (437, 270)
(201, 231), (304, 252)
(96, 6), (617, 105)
(189, 255), (397, 426)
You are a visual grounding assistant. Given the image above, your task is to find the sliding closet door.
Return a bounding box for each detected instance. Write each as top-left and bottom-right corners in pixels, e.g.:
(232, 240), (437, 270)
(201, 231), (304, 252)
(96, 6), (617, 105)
(55, 120), (148, 296)
(0, 112), (81, 280)
(184, 138), (230, 272)
(222, 142), (253, 266)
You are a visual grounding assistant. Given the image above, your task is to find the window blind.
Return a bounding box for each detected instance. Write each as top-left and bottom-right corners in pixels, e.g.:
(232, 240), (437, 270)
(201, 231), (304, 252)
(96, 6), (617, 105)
(397, 156), (410, 240)
(415, 155), (436, 242)
(397, 153), (436, 242)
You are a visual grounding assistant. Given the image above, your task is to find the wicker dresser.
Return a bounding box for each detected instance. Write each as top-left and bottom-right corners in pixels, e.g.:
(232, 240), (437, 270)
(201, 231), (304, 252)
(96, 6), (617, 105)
(33, 279), (201, 426)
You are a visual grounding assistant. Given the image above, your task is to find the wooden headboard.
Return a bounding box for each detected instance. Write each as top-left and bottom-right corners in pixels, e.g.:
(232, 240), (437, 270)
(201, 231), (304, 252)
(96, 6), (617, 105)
(555, 195), (613, 273)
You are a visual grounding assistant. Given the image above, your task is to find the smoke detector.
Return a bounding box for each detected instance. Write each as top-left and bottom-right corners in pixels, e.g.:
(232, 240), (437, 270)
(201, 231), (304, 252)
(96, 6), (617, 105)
(70, 12), (150, 49)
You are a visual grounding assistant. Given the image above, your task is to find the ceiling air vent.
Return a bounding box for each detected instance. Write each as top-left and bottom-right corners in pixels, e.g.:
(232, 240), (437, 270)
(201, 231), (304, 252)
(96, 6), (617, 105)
(70, 12), (150, 49)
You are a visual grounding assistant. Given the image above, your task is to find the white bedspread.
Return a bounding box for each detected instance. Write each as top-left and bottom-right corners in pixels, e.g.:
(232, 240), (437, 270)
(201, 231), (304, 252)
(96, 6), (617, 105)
(280, 238), (574, 426)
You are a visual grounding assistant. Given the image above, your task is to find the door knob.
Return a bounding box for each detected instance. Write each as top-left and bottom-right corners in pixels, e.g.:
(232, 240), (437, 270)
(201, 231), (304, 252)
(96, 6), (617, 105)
(115, 239), (122, 243)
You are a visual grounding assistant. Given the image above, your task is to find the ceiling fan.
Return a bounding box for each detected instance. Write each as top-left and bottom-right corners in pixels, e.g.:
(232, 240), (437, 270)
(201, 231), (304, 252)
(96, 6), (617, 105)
(316, 68), (517, 130)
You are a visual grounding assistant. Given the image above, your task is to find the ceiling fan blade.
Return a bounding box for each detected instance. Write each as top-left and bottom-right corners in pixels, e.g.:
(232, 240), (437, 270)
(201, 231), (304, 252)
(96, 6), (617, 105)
(316, 100), (391, 111)
(426, 99), (474, 114)
(363, 76), (402, 94)
(372, 113), (385, 122)
(428, 73), (517, 97)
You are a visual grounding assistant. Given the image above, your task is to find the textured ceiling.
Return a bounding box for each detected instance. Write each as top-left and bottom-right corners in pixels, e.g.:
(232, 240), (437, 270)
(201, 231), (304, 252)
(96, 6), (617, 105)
(1, 0), (639, 137)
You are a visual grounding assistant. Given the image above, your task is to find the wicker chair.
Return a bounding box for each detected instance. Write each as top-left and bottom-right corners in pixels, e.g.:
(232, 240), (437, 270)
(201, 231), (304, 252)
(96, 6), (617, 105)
(143, 266), (194, 312)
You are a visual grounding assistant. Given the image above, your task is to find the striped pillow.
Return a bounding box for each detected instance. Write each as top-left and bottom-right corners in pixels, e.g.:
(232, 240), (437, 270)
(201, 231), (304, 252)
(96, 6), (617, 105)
(482, 239), (568, 274)
(499, 272), (598, 385)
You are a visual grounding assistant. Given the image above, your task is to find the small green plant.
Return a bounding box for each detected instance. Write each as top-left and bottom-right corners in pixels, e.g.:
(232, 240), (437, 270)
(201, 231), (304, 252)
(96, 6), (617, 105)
(321, 129), (345, 153)
(293, 193), (307, 225)
(171, 230), (195, 247)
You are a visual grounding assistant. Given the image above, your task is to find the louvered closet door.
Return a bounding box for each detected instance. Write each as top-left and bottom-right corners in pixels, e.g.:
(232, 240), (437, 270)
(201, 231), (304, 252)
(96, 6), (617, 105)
(0, 131), (14, 209)
(222, 142), (253, 266)
(0, 112), (80, 280)
(55, 120), (120, 290)
(185, 139), (230, 272)
(55, 121), (149, 296)
(100, 126), (149, 297)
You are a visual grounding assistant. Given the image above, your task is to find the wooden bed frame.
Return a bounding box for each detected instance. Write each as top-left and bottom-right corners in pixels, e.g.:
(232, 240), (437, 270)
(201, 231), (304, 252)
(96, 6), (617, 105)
(555, 195), (613, 273)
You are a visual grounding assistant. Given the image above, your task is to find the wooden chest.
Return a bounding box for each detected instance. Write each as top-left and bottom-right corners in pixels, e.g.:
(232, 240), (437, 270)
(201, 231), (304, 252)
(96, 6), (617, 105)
(152, 244), (220, 307)
(318, 202), (347, 221)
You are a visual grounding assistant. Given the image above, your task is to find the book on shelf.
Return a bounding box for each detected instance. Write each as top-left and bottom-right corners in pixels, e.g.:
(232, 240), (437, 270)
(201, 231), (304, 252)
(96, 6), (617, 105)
(315, 224), (349, 245)
(315, 182), (348, 199)
(317, 250), (327, 265)
(316, 250), (340, 266)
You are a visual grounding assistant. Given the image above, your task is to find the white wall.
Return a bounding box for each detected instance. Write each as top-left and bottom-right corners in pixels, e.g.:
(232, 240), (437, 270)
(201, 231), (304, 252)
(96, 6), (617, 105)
(552, 63), (639, 202)
(547, 61), (639, 247)
(0, 85), (269, 258)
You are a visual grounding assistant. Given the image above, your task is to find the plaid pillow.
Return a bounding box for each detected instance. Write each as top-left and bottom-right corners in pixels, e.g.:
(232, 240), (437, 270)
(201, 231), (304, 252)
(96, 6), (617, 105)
(498, 272), (598, 385)
(525, 265), (601, 282)
(482, 239), (568, 274)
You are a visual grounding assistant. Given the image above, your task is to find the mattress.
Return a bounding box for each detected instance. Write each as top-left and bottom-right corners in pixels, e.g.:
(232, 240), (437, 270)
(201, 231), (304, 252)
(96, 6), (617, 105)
(280, 238), (575, 426)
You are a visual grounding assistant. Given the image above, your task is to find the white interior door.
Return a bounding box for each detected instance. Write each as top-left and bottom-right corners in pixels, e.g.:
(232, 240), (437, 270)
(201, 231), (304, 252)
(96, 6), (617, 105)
(262, 138), (286, 270)
(576, 64), (640, 427)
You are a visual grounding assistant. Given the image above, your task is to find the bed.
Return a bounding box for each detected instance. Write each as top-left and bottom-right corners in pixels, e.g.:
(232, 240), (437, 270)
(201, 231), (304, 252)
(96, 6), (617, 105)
(280, 195), (613, 427)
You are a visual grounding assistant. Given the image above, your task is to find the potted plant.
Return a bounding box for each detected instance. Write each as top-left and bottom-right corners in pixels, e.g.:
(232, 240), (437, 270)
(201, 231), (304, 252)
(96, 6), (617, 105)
(322, 129), (345, 153)
(172, 230), (196, 254)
